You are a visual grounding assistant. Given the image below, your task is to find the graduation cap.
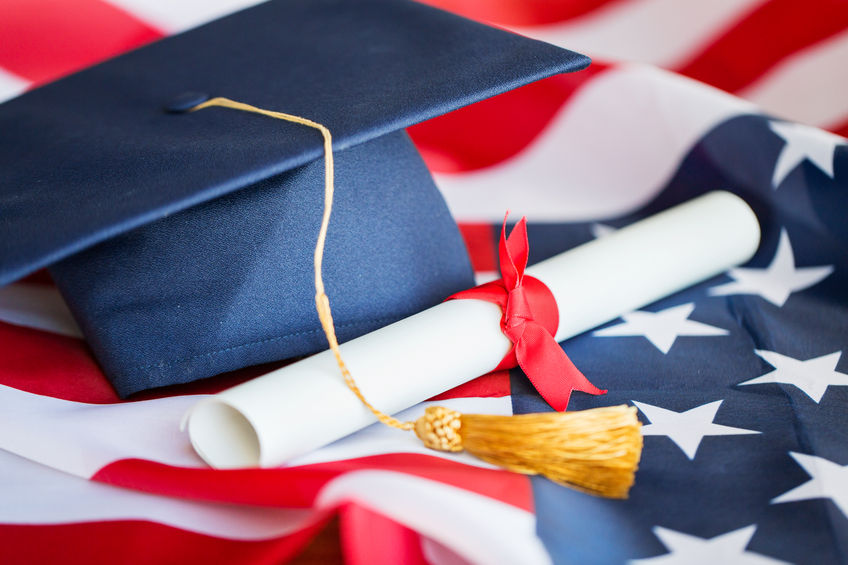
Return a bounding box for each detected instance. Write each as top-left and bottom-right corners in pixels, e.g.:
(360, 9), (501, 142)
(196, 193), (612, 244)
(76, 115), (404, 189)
(0, 0), (589, 397)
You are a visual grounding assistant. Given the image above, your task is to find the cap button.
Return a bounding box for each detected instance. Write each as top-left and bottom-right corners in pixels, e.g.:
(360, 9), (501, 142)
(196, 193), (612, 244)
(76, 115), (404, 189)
(164, 92), (210, 113)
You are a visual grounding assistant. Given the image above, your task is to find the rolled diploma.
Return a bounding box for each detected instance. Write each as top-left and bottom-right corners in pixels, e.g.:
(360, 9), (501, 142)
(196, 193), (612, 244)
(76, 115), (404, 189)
(187, 191), (760, 468)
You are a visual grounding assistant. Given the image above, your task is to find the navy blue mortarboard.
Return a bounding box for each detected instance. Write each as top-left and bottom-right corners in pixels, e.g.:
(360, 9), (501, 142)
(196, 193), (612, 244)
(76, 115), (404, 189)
(0, 0), (589, 397)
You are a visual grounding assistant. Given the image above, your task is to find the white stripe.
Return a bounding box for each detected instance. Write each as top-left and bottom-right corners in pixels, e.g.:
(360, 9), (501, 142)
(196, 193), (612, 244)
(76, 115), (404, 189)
(513, 0), (766, 68)
(104, 0), (265, 33)
(740, 29), (848, 130)
(0, 67), (30, 104)
(0, 385), (204, 477)
(421, 537), (477, 565)
(0, 283), (82, 338)
(0, 449), (318, 540)
(317, 471), (551, 565)
(0, 384), (510, 477)
(436, 64), (756, 223)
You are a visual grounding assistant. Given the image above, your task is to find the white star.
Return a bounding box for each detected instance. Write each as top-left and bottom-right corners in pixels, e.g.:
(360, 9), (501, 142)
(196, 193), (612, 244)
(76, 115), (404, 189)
(633, 400), (759, 459)
(741, 350), (848, 403)
(769, 121), (842, 188)
(772, 452), (848, 518)
(593, 303), (727, 354)
(708, 229), (833, 307)
(631, 525), (790, 564)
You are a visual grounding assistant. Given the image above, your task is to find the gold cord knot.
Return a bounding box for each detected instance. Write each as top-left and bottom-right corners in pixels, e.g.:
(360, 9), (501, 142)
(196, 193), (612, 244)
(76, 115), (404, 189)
(415, 406), (463, 452)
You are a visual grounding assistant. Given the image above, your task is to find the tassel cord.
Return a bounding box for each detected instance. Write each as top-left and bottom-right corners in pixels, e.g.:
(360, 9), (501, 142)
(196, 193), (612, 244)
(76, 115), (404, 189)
(191, 97), (414, 432)
(190, 98), (643, 498)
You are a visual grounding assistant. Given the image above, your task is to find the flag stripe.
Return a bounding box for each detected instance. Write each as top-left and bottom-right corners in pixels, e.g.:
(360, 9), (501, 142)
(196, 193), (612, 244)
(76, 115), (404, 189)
(0, 319), (272, 405)
(316, 471), (549, 565)
(341, 504), (430, 565)
(0, 520), (323, 565)
(677, 0), (848, 93)
(435, 65), (755, 223)
(0, 322), (119, 404)
(832, 117), (848, 139)
(418, 0), (621, 26)
(408, 64), (610, 173)
(0, 384), (202, 477)
(93, 454), (533, 512)
(102, 0), (266, 34)
(2, 2), (847, 563)
(0, 283), (81, 338)
(0, 0), (162, 85)
(0, 383), (512, 479)
(740, 29), (848, 128)
(457, 223), (498, 272)
(0, 449), (319, 541)
(510, 0), (769, 68)
(0, 66), (29, 104)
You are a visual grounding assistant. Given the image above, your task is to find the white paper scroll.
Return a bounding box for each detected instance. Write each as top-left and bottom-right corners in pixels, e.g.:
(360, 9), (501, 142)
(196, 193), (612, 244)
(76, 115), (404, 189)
(186, 191), (760, 469)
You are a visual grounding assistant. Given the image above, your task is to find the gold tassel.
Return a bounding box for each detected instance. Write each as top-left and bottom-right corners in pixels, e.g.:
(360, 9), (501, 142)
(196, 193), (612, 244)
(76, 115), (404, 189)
(192, 97), (645, 499)
(414, 404), (642, 498)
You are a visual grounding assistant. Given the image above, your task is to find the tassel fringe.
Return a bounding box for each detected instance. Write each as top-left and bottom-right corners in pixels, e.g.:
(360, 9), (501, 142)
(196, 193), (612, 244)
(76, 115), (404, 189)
(415, 404), (642, 498)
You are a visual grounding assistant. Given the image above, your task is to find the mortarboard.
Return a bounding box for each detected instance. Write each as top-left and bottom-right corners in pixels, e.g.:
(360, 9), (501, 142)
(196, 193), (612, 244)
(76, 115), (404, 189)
(0, 0), (589, 397)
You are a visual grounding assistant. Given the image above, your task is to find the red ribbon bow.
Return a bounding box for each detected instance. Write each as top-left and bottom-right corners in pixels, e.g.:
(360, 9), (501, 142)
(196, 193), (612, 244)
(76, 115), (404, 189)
(449, 216), (606, 411)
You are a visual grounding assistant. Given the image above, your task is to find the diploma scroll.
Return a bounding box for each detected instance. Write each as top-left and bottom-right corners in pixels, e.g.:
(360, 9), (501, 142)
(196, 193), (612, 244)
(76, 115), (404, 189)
(187, 191), (760, 468)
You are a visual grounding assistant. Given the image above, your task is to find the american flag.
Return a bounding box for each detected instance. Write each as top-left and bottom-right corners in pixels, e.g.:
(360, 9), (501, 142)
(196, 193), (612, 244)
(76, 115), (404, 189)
(1, 0), (847, 563)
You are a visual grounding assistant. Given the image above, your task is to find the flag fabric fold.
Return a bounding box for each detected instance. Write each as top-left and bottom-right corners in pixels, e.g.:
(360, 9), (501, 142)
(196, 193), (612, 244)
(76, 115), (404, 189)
(1, 0), (847, 563)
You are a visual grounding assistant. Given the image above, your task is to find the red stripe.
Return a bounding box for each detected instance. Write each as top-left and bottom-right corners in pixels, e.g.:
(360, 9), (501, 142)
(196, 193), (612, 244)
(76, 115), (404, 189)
(417, 0), (624, 26)
(0, 321), (120, 404)
(0, 518), (326, 565)
(18, 269), (55, 285)
(131, 362), (290, 400)
(0, 316), (499, 403)
(831, 116), (848, 138)
(457, 223), (498, 271)
(340, 504), (429, 565)
(94, 454), (535, 512)
(677, 0), (848, 93)
(0, 0), (163, 86)
(409, 64), (610, 173)
(0, 320), (292, 403)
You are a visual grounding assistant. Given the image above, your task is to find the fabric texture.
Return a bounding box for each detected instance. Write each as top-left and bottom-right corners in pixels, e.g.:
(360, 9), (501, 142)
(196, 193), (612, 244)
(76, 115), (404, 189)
(1, 0), (848, 564)
(0, 0), (589, 285)
(50, 131), (474, 396)
(0, 0), (589, 394)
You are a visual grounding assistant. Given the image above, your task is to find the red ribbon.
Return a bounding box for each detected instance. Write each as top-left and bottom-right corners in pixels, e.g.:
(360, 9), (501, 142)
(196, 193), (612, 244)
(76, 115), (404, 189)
(448, 216), (606, 411)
